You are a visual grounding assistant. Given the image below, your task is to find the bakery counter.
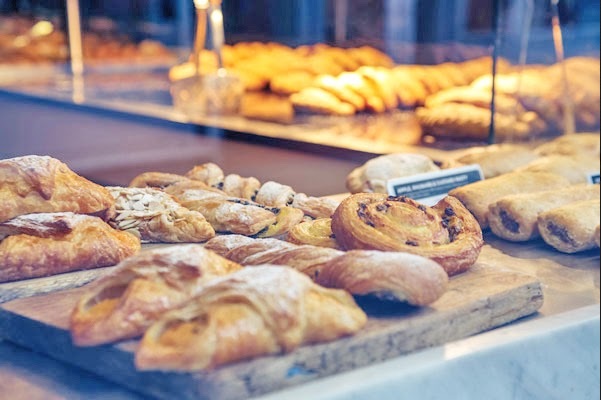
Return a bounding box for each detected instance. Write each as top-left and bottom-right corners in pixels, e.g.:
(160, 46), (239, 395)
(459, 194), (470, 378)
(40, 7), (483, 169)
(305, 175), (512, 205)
(0, 236), (599, 400)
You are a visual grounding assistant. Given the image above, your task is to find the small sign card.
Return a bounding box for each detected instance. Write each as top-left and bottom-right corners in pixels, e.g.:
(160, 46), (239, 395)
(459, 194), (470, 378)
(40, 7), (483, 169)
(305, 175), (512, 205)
(387, 164), (484, 206)
(588, 173), (600, 185)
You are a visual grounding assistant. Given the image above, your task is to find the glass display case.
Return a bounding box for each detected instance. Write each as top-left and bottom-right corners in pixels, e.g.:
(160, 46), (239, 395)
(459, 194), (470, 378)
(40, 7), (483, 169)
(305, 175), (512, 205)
(0, 0), (599, 155)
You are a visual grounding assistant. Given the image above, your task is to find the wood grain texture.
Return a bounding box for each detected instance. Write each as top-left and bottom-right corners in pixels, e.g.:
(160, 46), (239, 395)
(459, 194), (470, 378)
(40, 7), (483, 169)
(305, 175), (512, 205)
(0, 252), (544, 400)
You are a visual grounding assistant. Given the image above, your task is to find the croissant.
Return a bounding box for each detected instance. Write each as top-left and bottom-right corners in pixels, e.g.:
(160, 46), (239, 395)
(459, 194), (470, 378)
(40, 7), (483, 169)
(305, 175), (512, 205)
(135, 265), (367, 371)
(0, 155), (114, 223)
(538, 199), (601, 253)
(205, 235), (449, 305)
(0, 212), (140, 283)
(330, 194), (484, 276)
(107, 186), (215, 243)
(70, 245), (242, 346)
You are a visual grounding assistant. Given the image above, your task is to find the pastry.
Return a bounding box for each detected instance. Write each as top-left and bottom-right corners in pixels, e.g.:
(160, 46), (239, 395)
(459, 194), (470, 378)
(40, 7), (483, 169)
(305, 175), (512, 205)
(315, 250), (448, 306)
(106, 187), (215, 243)
(287, 218), (340, 249)
(449, 171), (571, 229)
(185, 163), (225, 187)
(516, 155), (600, 184)
(290, 87), (356, 116)
(445, 144), (539, 179)
(205, 235), (448, 305)
(357, 66), (399, 111)
(488, 184), (600, 242)
(0, 155), (115, 223)
(0, 212), (140, 283)
(255, 181), (338, 219)
(336, 72), (386, 113)
(346, 153), (440, 194)
(331, 194), (483, 276)
(135, 265), (367, 371)
(314, 74), (367, 111)
(535, 133), (600, 158)
(128, 172), (198, 189)
(538, 199), (601, 253)
(270, 71), (316, 96)
(70, 245), (242, 346)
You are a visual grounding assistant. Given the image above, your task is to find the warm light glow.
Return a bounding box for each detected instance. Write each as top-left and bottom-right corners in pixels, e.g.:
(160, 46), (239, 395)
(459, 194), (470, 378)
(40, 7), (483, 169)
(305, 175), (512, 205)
(194, 0), (210, 9)
(30, 20), (54, 37)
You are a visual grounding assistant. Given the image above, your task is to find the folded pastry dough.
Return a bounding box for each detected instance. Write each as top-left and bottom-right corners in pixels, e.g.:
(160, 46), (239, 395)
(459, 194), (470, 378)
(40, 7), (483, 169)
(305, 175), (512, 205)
(287, 218), (341, 249)
(516, 155), (600, 184)
(488, 184), (600, 242)
(535, 133), (600, 158)
(205, 234), (449, 305)
(70, 245), (242, 346)
(331, 194), (484, 276)
(0, 155), (115, 223)
(107, 187), (215, 243)
(128, 172), (194, 189)
(315, 250), (448, 306)
(538, 199), (601, 253)
(135, 265), (367, 371)
(0, 212), (140, 283)
(449, 171), (571, 229)
(445, 144), (539, 179)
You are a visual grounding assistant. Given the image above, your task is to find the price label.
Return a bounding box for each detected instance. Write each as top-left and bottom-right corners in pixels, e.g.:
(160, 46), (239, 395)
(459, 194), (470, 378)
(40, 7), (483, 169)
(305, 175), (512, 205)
(387, 165), (484, 206)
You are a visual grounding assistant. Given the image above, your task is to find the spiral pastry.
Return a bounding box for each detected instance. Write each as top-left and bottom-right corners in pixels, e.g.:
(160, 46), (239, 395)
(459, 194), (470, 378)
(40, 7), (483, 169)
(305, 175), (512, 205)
(331, 193), (484, 276)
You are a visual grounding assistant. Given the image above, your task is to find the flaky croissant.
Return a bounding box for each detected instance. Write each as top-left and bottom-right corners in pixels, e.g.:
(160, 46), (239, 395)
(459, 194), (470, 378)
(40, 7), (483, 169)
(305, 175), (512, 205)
(0, 212), (140, 283)
(135, 265), (367, 371)
(70, 245), (242, 346)
(0, 155), (115, 223)
(331, 194), (484, 276)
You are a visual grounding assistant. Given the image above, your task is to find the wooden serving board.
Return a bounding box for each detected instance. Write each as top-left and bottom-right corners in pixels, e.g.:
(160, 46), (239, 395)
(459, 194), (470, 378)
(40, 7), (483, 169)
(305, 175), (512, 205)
(0, 251), (544, 400)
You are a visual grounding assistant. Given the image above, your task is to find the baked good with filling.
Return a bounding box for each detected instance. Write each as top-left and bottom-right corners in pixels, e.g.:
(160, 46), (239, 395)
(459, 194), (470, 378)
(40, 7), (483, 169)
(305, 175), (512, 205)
(0, 212), (140, 283)
(330, 194), (483, 276)
(538, 199), (601, 253)
(488, 184), (600, 242)
(516, 154), (600, 184)
(0, 155), (114, 223)
(135, 265), (367, 371)
(444, 144), (538, 179)
(70, 245), (242, 346)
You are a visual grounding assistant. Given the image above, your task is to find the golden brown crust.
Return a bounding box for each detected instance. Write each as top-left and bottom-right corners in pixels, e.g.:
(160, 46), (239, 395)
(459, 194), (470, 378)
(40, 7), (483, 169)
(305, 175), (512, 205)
(128, 172), (192, 189)
(537, 199), (601, 253)
(287, 218), (341, 249)
(0, 155), (115, 223)
(516, 155), (600, 184)
(70, 245), (242, 346)
(315, 250), (448, 306)
(135, 266), (367, 371)
(488, 184), (600, 242)
(535, 134), (600, 158)
(446, 144), (539, 179)
(331, 194), (484, 276)
(107, 187), (216, 243)
(290, 87), (357, 116)
(0, 212), (140, 283)
(449, 171), (572, 229)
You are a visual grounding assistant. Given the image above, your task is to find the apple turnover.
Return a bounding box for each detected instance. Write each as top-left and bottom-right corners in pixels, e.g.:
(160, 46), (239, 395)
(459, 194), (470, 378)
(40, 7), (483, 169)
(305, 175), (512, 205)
(70, 245), (242, 346)
(135, 265), (367, 371)
(330, 194), (484, 276)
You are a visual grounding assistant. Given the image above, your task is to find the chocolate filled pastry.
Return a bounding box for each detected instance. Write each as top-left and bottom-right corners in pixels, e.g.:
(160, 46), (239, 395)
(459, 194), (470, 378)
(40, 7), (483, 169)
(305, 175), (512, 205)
(135, 266), (367, 371)
(107, 187), (216, 243)
(0, 212), (140, 283)
(330, 194), (484, 276)
(449, 171), (571, 229)
(70, 245), (242, 346)
(0, 155), (115, 223)
(488, 184), (600, 242)
(205, 235), (448, 305)
(538, 199), (601, 253)
(287, 218), (340, 249)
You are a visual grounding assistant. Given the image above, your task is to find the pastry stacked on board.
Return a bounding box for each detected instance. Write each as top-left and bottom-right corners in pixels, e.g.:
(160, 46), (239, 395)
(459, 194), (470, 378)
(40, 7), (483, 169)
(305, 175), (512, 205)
(0, 155), (140, 283)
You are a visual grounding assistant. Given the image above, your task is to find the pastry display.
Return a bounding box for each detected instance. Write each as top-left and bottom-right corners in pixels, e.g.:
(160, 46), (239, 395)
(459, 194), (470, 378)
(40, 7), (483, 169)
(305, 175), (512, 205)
(0, 155), (115, 223)
(346, 153), (440, 194)
(70, 245), (242, 346)
(448, 171), (571, 229)
(330, 194), (484, 276)
(538, 199), (601, 253)
(488, 184), (600, 242)
(0, 212), (140, 283)
(204, 235), (449, 306)
(106, 186), (216, 243)
(135, 265), (367, 371)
